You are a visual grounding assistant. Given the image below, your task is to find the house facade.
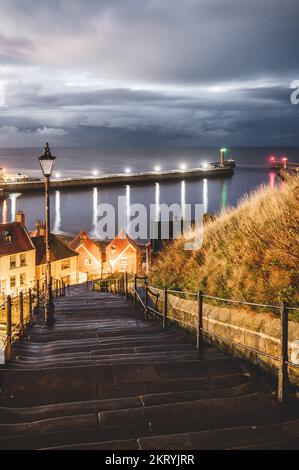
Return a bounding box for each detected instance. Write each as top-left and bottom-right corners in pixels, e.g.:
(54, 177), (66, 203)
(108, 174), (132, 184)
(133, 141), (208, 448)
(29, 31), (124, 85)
(0, 213), (35, 299)
(31, 234), (78, 286)
(104, 229), (142, 274)
(68, 231), (103, 281)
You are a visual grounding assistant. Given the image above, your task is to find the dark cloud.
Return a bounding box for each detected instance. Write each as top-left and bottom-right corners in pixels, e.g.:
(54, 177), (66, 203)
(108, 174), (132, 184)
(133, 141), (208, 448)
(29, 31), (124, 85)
(0, 0), (298, 146)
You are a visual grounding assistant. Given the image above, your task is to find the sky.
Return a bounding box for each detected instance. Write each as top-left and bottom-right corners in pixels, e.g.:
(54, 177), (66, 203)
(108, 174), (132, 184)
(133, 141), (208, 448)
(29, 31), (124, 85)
(0, 0), (299, 147)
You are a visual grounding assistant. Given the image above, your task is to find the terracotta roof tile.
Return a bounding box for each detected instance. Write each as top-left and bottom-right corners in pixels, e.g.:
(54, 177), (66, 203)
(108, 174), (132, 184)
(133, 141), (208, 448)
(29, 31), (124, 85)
(0, 222), (34, 256)
(32, 234), (78, 266)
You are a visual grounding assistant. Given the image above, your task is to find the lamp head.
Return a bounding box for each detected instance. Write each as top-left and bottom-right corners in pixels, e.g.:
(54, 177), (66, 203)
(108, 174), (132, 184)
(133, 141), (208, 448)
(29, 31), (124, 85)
(39, 143), (56, 177)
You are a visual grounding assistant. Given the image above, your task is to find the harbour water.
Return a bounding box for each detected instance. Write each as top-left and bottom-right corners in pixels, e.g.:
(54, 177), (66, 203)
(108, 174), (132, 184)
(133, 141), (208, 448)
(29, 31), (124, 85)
(0, 146), (298, 240)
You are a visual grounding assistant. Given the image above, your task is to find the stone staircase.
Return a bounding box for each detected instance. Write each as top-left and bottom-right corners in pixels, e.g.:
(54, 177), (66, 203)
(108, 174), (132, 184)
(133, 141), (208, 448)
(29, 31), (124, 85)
(0, 285), (299, 450)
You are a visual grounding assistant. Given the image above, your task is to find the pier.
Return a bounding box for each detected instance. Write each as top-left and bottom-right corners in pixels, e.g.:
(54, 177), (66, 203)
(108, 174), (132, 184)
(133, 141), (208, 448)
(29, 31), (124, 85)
(0, 165), (234, 194)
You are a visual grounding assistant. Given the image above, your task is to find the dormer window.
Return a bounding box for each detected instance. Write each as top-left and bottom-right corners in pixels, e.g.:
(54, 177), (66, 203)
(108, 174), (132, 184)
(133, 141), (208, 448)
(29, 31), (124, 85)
(2, 231), (12, 242)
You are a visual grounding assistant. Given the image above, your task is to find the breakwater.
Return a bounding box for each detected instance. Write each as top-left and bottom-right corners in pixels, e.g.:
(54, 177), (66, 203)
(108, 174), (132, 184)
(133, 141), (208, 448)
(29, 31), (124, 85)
(1, 166), (234, 193)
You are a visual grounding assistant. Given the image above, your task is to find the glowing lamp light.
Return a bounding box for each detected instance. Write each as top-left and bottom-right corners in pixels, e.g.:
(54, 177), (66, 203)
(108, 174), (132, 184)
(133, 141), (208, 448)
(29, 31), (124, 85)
(281, 157), (288, 162)
(92, 170), (99, 176)
(55, 172), (61, 178)
(220, 148), (227, 153)
(180, 163), (187, 171)
(202, 162), (209, 169)
(125, 168), (131, 174)
(154, 166), (161, 172)
(39, 143), (56, 177)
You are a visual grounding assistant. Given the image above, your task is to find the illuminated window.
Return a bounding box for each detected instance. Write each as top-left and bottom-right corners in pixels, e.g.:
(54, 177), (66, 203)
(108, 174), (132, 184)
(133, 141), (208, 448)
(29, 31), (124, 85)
(10, 276), (16, 289)
(1, 279), (6, 291)
(61, 259), (70, 270)
(85, 258), (92, 266)
(20, 273), (26, 286)
(120, 257), (128, 272)
(10, 255), (16, 269)
(20, 253), (27, 267)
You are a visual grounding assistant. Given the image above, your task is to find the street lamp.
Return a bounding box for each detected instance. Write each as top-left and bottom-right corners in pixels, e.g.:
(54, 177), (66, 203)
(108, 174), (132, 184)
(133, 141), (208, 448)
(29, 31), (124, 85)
(39, 143), (56, 326)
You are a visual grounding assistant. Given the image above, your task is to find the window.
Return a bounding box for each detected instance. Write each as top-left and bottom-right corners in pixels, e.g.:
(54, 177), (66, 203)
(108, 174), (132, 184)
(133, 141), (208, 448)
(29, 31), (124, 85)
(1, 279), (6, 291)
(2, 231), (12, 242)
(120, 257), (128, 272)
(20, 273), (26, 286)
(20, 253), (27, 267)
(85, 258), (92, 266)
(61, 259), (70, 270)
(10, 276), (16, 289)
(10, 255), (16, 269)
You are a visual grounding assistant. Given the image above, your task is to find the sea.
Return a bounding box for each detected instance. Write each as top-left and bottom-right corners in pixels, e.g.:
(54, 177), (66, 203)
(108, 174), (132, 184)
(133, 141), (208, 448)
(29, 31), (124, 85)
(0, 146), (298, 241)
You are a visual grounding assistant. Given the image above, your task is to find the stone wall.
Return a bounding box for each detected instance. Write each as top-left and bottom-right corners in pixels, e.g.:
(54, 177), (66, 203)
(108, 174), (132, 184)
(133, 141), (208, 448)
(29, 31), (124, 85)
(150, 290), (299, 383)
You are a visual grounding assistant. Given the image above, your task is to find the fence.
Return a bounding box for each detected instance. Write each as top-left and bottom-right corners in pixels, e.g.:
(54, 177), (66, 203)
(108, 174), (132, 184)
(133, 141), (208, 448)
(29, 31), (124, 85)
(0, 277), (67, 363)
(115, 273), (299, 404)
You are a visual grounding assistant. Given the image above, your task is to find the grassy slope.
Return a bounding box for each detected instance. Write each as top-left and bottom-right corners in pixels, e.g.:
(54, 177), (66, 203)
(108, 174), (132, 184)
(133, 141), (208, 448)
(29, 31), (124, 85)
(150, 176), (299, 306)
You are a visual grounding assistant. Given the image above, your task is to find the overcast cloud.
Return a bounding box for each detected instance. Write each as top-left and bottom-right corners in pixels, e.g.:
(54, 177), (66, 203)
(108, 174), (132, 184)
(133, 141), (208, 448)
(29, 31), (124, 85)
(0, 0), (298, 147)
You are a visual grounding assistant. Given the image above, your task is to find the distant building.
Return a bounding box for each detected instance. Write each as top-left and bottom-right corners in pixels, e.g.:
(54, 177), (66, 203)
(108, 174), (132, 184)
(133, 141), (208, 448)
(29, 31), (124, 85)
(0, 212), (35, 299)
(104, 229), (142, 274)
(31, 233), (78, 286)
(68, 231), (104, 282)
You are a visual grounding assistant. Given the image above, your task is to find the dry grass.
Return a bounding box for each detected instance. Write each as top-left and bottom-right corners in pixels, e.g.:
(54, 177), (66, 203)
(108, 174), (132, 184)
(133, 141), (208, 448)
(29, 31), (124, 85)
(150, 176), (299, 307)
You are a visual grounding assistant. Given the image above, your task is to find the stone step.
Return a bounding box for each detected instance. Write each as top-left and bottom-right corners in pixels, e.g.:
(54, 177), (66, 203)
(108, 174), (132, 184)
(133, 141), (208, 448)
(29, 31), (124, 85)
(137, 418), (299, 450)
(98, 392), (281, 429)
(0, 381), (259, 424)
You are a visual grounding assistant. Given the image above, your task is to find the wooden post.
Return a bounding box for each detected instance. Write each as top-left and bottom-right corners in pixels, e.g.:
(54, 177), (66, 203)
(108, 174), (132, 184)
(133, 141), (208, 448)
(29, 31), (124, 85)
(125, 272), (128, 299)
(86, 272), (89, 291)
(55, 279), (59, 298)
(29, 288), (33, 324)
(197, 290), (204, 352)
(145, 285), (149, 320)
(278, 302), (289, 403)
(36, 279), (40, 305)
(6, 295), (12, 361)
(163, 288), (168, 330)
(134, 275), (137, 306)
(19, 291), (24, 336)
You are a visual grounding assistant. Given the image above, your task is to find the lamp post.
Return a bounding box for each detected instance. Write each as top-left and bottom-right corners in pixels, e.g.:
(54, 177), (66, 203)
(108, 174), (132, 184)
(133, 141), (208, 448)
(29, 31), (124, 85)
(39, 143), (56, 326)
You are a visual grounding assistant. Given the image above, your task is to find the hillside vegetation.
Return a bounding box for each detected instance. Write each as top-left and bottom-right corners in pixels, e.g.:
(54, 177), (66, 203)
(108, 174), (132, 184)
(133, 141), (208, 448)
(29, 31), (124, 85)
(150, 176), (299, 307)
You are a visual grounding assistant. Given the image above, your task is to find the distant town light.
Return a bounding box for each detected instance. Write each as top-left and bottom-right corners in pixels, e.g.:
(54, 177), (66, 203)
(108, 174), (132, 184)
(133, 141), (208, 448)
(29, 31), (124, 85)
(55, 172), (61, 178)
(202, 162), (209, 169)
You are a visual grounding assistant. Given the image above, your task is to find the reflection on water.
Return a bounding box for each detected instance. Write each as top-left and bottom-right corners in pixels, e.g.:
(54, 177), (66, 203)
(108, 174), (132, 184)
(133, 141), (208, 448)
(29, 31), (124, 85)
(221, 181), (228, 209)
(1, 199), (7, 224)
(155, 182), (160, 221)
(92, 187), (98, 236)
(9, 193), (21, 222)
(126, 185), (131, 235)
(269, 171), (276, 188)
(181, 181), (186, 219)
(53, 190), (61, 234)
(0, 167), (279, 239)
(203, 179), (208, 214)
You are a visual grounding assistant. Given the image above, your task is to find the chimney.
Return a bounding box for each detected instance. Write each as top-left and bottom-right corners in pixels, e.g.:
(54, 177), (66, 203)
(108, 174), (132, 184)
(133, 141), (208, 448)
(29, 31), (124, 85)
(16, 211), (25, 227)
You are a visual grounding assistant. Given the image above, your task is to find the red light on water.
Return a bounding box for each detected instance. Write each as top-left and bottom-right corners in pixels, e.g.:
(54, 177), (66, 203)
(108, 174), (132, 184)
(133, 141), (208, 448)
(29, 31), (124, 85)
(270, 156), (276, 162)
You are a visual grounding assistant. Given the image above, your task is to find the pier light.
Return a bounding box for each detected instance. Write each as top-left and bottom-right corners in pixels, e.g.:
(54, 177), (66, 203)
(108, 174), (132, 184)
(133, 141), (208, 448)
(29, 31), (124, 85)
(154, 166), (161, 172)
(220, 147), (227, 168)
(202, 162), (209, 169)
(55, 172), (61, 179)
(39, 143), (56, 177)
(92, 170), (99, 176)
(125, 168), (131, 174)
(180, 163), (187, 171)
